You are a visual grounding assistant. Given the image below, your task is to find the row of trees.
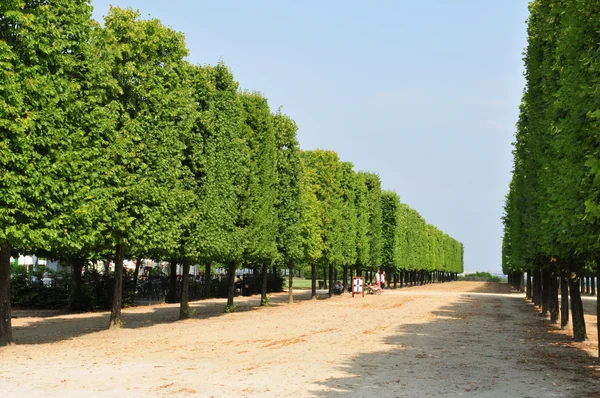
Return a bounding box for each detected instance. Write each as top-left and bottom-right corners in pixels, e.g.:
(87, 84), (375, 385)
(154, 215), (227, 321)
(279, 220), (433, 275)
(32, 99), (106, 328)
(299, 152), (464, 299)
(0, 1), (462, 346)
(502, 0), (600, 355)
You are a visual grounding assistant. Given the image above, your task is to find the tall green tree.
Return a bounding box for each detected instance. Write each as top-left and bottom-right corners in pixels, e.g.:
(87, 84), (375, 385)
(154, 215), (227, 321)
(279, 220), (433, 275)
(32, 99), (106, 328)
(184, 63), (245, 308)
(381, 191), (401, 285)
(99, 7), (195, 328)
(238, 91), (278, 307)
(339, 162), (358, 290)
(360, 172), (383, 271)
(47, 19), (120, 312)
(354, 172), (370, 273)
(299, 153), (323, 299)
(300, 150), (344, 298)
(0, 0), (98, 345)
(273, 111), (303, 303)
(503, 0), (596, 342)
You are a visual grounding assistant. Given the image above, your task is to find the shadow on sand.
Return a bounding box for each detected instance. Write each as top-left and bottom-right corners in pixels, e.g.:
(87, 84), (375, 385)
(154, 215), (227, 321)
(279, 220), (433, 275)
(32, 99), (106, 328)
(310, 289), (600, 397)
(10, 289), (329, 345)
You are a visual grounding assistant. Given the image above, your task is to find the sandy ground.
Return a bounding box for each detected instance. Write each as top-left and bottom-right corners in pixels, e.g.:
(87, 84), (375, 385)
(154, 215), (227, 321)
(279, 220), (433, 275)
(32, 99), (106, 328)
(2, 281), (600, 397)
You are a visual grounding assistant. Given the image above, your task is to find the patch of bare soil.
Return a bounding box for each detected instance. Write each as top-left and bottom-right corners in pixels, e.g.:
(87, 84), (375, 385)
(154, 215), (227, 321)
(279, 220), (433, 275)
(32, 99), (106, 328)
(1, 282), (599, 397)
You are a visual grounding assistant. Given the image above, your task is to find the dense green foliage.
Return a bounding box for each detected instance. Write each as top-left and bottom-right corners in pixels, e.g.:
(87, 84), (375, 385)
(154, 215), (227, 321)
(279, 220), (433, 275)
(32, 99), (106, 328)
(503, 0), (600, 344)
(0, 1), (463, 344)
(186, 64), (245, 264)
(273, 111), (303, 267)
(361, 172), (383, 270)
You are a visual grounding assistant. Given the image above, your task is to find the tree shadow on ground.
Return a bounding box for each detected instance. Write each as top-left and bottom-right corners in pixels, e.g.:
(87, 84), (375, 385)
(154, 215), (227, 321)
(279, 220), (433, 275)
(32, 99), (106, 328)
(10, 289), (330, 345)
(310, 292), (600, 398)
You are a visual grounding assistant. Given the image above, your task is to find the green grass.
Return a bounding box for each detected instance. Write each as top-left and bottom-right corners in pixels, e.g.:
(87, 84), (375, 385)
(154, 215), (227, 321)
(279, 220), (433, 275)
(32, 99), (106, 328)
(285, 278), (313, 289)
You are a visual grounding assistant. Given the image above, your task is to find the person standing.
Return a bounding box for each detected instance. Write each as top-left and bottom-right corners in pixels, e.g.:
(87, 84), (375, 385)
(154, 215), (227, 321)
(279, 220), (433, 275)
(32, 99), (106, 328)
(381, 269), (386, 289)
(376, 269), (381, 288)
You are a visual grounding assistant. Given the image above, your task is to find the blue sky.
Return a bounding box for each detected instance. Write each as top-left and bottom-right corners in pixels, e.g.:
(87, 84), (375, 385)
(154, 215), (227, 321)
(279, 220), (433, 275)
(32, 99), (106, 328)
(91, 1), (529, 274)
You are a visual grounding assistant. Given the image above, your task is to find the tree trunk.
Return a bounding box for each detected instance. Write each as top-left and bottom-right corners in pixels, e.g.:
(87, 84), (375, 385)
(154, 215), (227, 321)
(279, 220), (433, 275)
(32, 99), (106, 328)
(311, 262), (317, 299)
(109, 243), (125, 329)
(179, 258), (191, 319)
(541, 268), (550, 316)
(288, 263), (294, 304)
(205, 263), (212, 298)
(549, 269), (559, 323)
(526, 271), (532, 300)
(591, 275), (596, 296)
(520, 272), (525, 292)
(132, 257), (142, 299)
(253, 265), (259, 295)
(168, 258), (178, 303)
(322, 265), (327, 290)
(560, 267), (569, 329)
(569, 272), (587, 342)
(328, 264), (334, 298)
(342, 266), (348, 294)
(69, 256), (86, 311)
(261, 262), (268, 306)
(0, 240), (13, 346)
(227, 261), (237, 308)
(533, 269), (542, 307)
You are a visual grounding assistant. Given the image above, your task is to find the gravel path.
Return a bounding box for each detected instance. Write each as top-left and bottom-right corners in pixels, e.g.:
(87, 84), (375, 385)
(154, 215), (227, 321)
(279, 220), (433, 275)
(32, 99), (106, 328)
(1, 282), (599, 397)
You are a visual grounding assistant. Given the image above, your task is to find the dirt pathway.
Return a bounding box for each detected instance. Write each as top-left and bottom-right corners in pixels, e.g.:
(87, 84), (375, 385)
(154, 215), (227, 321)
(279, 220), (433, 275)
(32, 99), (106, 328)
(1, 282), (599, 397)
